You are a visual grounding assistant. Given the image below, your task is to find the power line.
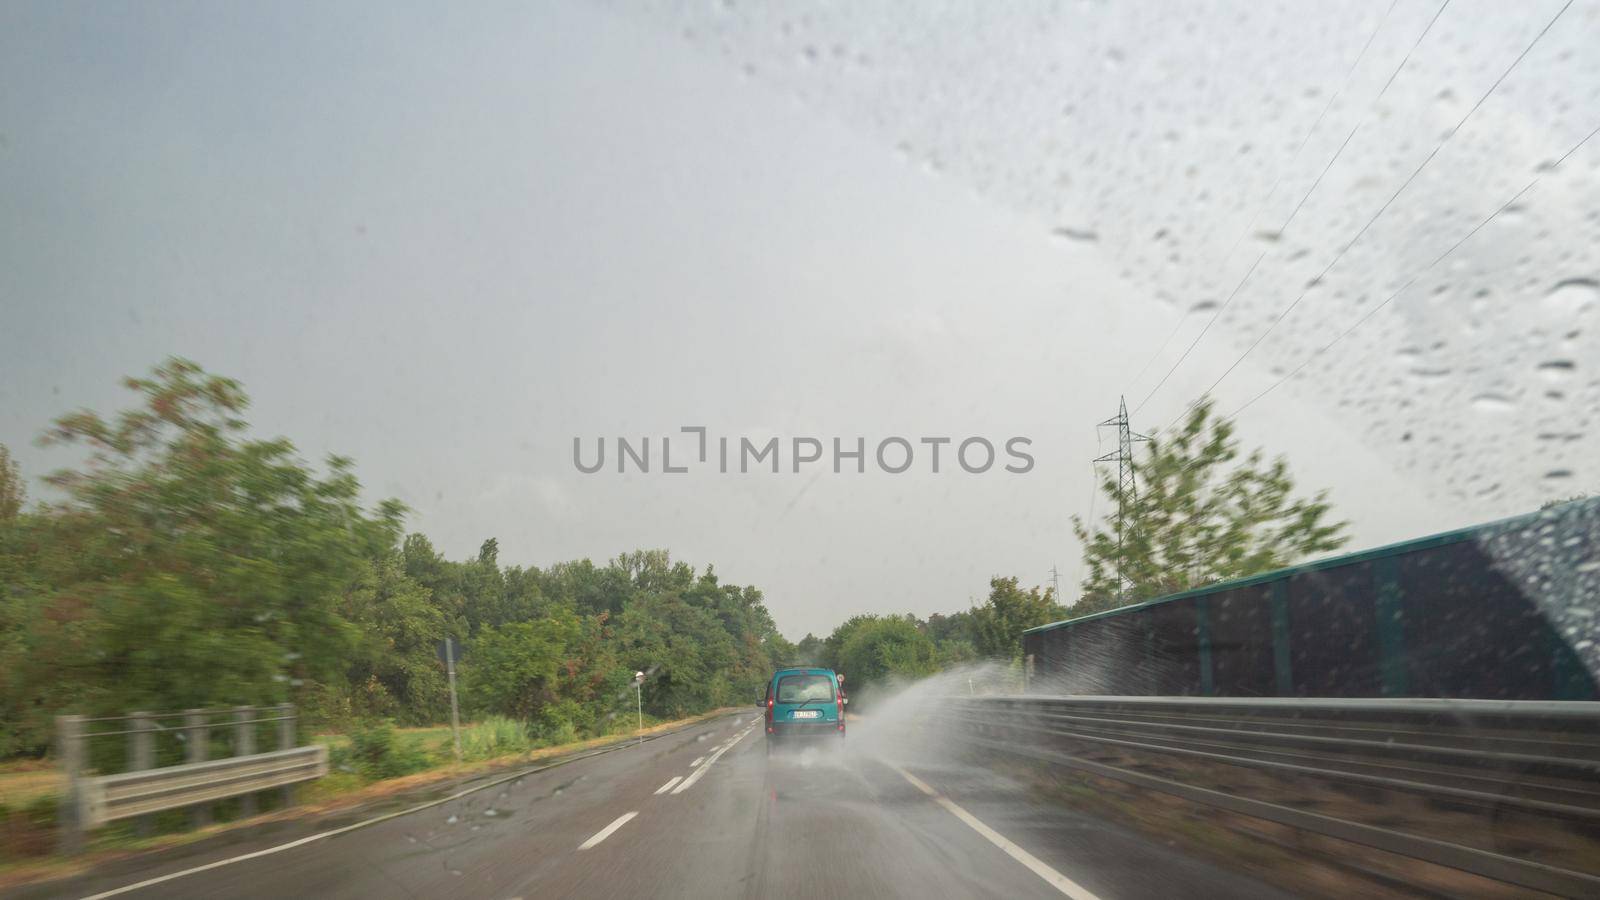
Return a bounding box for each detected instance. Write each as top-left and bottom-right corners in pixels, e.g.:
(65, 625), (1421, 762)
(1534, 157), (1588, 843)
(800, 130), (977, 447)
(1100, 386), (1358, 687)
(1133, 251), (1265, 414)
(1086, 460), (1100, 529)
(1273, 0), (1445, 238)
(1229, 119), (1600, 420)
(1261, 0), (1449, 239)
(1126, 1), (1402, 400)
(1130, 0), (1442, 416)
(1281, 0), (1401, 181)
(1373, 0), (1450, 101)
(1125, 309), (1193, 391)
(1149, 116), (1599, 486)
(1130, 125), (1597, 515)
(1163, 0), (1576, 432)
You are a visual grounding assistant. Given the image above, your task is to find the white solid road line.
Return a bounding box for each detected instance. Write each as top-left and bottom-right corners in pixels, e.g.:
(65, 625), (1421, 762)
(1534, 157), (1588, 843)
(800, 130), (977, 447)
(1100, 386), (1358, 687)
(654, 776), (683, 795)
(672, 725), (754, 794)
(577, 811), (638, 850)
(893, 766), (1101, 900)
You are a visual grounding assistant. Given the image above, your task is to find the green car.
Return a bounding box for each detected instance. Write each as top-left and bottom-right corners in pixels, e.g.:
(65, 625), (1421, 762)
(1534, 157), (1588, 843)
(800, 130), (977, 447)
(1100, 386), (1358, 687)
(760, 667), (846, 747)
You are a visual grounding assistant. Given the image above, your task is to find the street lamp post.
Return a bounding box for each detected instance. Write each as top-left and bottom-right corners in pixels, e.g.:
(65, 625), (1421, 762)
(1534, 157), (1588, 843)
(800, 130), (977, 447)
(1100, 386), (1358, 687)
(634, 671), (645, 746)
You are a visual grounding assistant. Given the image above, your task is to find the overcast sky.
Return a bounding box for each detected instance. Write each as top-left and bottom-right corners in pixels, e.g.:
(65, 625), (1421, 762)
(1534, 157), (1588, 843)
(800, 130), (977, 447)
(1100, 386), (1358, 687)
(3, 2), (1595, 637)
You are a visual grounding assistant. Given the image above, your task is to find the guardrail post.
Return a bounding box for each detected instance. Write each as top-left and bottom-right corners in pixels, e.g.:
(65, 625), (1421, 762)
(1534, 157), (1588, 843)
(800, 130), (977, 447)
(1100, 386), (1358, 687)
(234, 706), (257, 817)
(129, 711), (154, 837)
(277, 703), (297, 808)
(56, 715), (85, 855)
(185, 709), (211, 828)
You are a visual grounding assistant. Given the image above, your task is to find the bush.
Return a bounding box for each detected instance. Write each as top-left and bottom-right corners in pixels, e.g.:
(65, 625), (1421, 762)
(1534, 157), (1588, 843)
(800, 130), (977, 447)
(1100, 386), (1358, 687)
(537, 719), (580, 747)
(531, 699), (591, 746)
(348, 721), (430, 780)
(461, 716), (532, 761)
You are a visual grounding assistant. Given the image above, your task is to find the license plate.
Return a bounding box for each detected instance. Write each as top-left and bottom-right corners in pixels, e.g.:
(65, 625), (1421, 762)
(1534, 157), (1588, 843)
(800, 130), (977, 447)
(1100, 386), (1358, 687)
(791, 710), (820, 719)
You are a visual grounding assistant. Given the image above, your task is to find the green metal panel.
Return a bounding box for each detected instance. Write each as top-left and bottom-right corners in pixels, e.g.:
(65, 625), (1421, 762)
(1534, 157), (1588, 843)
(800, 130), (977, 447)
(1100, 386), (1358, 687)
(1025, 498), (1600, 638)
(1271, 581), (1293, 695)
(1374, 556), (1408, 697)
(1550, 614), (1596, 700)
(1197, 597), (1214, 696)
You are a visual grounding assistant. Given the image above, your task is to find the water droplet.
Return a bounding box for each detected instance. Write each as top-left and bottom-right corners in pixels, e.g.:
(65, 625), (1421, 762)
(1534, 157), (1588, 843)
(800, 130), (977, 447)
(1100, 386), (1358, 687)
(1538, 360), (1576, 382)
(1471, 393), (1515, 412)
(1544, 279), (1598, 315)
(1051, 226), (1098, 242)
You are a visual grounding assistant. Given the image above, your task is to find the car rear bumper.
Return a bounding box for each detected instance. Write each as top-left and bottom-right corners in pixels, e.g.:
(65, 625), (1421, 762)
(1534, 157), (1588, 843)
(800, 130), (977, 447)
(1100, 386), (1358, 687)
(768, 721), (845, 739)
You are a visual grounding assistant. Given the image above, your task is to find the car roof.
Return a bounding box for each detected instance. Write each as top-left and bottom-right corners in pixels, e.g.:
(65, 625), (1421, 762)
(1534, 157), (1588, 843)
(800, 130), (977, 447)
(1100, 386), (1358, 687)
(772, 667), (835, 678)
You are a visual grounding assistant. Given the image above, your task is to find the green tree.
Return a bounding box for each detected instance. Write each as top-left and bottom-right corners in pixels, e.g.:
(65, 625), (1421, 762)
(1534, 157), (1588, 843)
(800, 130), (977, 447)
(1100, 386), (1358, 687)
(460, 537), (511, 632)
(615, 591), (737, 717)
(460, 612), (581, 726)
(825, 615), (940, 699)
(0, 444), (22, 522)
(969, 577), (1064, 660)
(793, 633), (824, 665)
(0, 358), (800, 754)
(338, 552), (448, 725)
(1072, 398), (1347, 614)
(0, 447), (49, 754)
(1, 359), (403, 749)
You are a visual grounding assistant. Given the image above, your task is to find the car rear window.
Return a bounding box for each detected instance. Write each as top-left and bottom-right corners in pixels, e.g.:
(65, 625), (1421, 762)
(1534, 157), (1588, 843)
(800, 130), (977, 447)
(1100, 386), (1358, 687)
(776, 674), (835, 702)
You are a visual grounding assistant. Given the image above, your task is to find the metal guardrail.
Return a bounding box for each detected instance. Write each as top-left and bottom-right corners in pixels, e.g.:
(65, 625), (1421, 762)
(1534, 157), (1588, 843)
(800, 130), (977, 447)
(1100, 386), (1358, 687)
(56, 704), (319, 853)
(947, 695), (1600, 897)
(78, 744), (327, 828)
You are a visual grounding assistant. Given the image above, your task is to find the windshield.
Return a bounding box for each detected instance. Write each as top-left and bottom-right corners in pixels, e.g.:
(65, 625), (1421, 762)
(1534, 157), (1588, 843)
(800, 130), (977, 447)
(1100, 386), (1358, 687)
(3, 3), (1597, 898)
(776, 674), (835, 704)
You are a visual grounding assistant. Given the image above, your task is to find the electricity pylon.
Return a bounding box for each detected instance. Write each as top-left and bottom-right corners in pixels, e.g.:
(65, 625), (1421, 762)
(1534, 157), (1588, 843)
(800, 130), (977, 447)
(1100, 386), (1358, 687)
(1094, 396), (1149, 599)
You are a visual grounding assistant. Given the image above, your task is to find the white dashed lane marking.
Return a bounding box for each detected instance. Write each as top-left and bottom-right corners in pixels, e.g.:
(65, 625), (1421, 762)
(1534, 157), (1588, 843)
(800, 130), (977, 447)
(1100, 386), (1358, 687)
(578, 812), (638, 850)
(690, 756), (705, 767)
(654, 777), (682, 795)
(671, 724), (755, 794)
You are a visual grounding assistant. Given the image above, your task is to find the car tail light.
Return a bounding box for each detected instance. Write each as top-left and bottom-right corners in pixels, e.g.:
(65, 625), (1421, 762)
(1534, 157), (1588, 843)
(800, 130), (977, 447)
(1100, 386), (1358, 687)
(767, 697), (774, 710)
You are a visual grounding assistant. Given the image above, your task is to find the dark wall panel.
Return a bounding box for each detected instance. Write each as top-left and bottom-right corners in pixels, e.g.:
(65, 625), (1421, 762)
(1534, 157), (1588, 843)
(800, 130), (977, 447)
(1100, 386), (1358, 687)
(1209, 585), (1276, 696)
(1288, 563), (1381, 697)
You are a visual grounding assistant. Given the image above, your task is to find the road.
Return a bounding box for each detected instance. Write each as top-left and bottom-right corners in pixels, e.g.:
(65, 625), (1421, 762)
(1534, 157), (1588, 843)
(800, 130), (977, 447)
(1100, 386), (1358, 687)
(33, 712), (1287, 899)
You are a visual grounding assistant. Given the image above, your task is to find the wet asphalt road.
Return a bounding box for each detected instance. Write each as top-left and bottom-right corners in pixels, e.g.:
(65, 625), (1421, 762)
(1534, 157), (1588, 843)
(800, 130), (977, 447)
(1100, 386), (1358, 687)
(31, 712), (1287, 899)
